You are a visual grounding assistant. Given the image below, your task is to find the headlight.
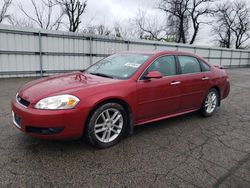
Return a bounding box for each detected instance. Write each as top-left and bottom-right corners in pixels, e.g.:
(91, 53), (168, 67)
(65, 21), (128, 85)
(35, 94), (80, 110)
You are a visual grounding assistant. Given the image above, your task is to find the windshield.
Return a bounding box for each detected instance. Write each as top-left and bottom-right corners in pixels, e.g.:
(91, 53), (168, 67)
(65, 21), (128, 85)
(85, 54), (150, 79)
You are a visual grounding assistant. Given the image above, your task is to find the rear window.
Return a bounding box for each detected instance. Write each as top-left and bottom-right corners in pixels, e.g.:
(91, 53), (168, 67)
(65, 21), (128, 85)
(199, 60), (211, 72)
(178, 56), (201, 74)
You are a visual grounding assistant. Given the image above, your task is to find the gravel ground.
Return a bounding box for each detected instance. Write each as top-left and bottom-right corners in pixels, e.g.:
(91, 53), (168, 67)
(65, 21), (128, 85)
(0, 68), (250, 187)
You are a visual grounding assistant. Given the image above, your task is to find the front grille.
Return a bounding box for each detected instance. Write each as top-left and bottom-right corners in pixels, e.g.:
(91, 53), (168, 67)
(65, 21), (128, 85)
(26, 126), (64, 135)
(16, 94), (30, 107)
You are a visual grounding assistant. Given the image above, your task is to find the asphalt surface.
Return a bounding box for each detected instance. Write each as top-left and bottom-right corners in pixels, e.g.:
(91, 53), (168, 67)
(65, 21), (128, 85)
(0, 69), (250, 187)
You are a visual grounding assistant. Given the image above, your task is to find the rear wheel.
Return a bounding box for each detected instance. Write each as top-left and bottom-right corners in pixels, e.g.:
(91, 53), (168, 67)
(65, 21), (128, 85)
(201, 88), (219, 117)
(86, 103), (127, 148)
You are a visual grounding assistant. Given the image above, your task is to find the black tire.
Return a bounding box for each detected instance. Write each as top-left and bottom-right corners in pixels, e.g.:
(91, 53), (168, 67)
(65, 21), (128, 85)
(201, 88), (219, 117)
(86, 102), (128, 149)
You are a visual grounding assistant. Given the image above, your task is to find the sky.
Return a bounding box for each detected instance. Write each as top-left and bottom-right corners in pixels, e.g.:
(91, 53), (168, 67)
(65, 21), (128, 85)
(83, 0), (212, 45)
(84, 0), (156, 24)
(3, 0), (233, 46)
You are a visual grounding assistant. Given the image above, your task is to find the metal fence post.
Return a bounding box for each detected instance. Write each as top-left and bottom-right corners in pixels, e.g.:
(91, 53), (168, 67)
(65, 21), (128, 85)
(38, 31), (43, 77)
(126, 41), (130, 51)
(239, 51), (242, 67)
(229, 50), (233, 68)
(89, 36), (93, 65)
(208, 48), (211, 62)
(248, 51), (250, 67)
(219, 49), (223, 66)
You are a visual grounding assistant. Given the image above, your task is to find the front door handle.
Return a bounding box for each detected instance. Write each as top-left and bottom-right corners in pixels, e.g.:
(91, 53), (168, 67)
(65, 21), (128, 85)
(170, 81), (181, 85)
(201, 77), (209, 81)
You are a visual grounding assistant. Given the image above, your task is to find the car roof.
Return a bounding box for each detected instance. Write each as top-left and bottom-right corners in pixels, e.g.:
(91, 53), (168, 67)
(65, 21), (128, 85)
(119, 50), (201, 58)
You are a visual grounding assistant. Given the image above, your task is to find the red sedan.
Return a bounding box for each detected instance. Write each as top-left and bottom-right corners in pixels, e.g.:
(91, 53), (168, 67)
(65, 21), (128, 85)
(12, 51), (230, 148)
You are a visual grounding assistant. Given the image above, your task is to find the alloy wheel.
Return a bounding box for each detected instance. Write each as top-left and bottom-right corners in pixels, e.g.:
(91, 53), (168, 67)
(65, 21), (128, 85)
(94, 108), (123, 143)
(205, 92), (217, 114)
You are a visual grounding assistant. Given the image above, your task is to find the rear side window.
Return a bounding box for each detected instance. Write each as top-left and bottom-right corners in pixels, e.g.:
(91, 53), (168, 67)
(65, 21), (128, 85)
(178, 56), (201, 74)
(199, 60), (211, 72)
(146, 56), (176, 77)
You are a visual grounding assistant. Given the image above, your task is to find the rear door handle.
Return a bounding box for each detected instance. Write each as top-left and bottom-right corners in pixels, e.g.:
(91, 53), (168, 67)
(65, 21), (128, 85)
(202, 77), (209, 80)
(170, 81), (181, 85)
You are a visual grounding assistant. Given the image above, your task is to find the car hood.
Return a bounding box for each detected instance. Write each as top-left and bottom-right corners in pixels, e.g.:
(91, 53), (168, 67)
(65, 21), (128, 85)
(18, 72), (119, 103)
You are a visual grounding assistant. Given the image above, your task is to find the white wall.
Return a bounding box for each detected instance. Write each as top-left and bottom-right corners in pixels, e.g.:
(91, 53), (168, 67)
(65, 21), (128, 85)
(0, 24), (249, 78)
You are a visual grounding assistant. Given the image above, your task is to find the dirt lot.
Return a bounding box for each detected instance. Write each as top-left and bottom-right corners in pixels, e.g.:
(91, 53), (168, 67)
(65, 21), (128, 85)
(0, 69), (250, 187)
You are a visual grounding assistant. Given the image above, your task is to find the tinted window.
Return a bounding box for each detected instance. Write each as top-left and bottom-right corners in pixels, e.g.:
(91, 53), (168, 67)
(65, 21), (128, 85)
(178, 56), (201, 74)
(200, 60), (211, 72)
(144, 56), (176, 77)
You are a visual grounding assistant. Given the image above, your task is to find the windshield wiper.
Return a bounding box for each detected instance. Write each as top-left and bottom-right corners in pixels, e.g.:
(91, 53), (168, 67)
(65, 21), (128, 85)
(89, 72), (114, 79)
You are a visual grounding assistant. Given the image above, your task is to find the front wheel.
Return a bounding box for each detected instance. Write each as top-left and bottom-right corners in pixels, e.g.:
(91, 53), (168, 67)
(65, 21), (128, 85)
(86, 103), (127, 148)
(201, 88), (219, 117)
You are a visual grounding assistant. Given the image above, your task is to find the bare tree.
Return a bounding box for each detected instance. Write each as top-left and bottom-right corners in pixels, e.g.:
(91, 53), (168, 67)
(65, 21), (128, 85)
(0, 0), (12, 23)
(82, 25), (95, 34)
(114, 25), (122, 38)
(133, 9), (171, 41)
(213, 2), (236, 48)
(113, 21), (139, 39)
(158, 0), (217, 44)
(18, 0), (63, 30)
(96, 25), (111, 36)
(83, 22), (138, 39)
(83, 25), (111, 36)
(213, 1), (250, 49)
(232, 1), (250, 49)
(188, 0), (216, 44)
(57, 0), (87, 32)
(158, 0), (190, 43)
(8, 17), (34, 28)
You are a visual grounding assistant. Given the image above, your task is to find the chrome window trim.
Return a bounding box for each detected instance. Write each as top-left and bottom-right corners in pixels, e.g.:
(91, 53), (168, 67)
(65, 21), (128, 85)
(175, 71), (206, 76)
(16, 93), (28, 108)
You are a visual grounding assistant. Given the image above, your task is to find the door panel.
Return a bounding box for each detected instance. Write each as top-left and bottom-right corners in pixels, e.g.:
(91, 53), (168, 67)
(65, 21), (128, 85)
(177, 56), (209, 111)
(178, 73), (209, 111)
(136, 55), (182, 122)
(136, 76), (181, 121)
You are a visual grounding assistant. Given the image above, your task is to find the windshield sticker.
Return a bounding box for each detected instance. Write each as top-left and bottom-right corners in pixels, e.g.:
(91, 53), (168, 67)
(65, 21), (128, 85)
(124, 63), (141, 68)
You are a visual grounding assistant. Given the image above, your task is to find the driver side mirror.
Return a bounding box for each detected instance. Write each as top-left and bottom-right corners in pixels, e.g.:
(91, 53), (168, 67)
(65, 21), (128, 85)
(144, 71), (163, 79)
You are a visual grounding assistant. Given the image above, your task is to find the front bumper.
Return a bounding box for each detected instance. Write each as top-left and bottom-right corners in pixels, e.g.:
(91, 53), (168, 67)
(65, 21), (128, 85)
(222, 79), (230, 100)
(11, 98), (88, 140)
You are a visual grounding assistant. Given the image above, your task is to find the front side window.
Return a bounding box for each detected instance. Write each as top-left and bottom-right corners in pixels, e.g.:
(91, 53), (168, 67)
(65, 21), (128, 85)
(178, 56), (201, 74)
(85, 54), (150, 79)
(142, 56), (176, 78)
